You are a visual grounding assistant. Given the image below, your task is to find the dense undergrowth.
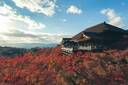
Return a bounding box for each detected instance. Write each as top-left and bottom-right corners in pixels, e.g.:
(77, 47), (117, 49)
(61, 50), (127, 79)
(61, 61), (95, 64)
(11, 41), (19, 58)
(0, 46), (128, 85)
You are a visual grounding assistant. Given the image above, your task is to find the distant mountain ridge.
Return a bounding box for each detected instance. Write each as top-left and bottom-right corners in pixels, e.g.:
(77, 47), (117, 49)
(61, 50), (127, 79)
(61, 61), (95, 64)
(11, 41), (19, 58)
(0, 43), (57, 57)
(0, 43), (57, 49)
(0, 46), (27, 57)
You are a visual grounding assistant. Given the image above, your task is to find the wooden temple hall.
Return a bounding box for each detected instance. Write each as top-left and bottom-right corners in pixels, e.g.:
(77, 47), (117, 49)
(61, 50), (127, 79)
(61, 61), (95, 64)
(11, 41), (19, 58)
(61, 22), (128, 54)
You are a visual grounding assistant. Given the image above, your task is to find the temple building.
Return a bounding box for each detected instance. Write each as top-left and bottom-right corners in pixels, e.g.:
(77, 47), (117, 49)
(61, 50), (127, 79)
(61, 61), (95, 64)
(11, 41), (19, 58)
(61, 22), (128, 54)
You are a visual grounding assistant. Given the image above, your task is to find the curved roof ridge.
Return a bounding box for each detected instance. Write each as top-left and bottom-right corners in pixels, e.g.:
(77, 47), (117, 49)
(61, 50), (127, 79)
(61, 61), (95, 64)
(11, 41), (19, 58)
(84, 22), (125, 33)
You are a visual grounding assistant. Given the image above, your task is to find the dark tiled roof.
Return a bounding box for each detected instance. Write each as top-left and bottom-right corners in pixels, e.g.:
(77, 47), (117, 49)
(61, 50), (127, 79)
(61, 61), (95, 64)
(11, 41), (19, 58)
(62, 38), (71, 42)
(84, 22), (125, 33)
(72, 22), (125, 41)
(83, 32), (101, 39)
(71, 32), (101, 42)
(71, 32), (88, 41)
(62, 38), (71, 40)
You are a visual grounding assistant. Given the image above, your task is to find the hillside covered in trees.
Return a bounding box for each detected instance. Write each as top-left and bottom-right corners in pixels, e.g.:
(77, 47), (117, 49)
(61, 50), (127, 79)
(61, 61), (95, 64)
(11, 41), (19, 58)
(0, 47), (127, 85)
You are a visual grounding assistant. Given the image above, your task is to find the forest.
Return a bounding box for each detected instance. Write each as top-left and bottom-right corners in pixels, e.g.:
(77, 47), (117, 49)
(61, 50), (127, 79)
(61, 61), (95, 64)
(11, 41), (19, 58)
(0, 46), (127, 85)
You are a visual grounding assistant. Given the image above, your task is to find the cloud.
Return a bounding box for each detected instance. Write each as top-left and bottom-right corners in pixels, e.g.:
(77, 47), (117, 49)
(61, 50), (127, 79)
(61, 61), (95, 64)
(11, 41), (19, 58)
(36, 33), (71, 43)
(0, 2), (71, 47)
(66, 5), (82, 15)
(1, 29), (37, 38)
(101, 8), (123, 27)
(12, 0), (57, 16)
(0, 31), (71, 48)
(0, 3), (70, 45)
(62, 19), (67, 23)
(0, 30), (71, 44)
(121, 2), (125, 6)
(0, 3), (46, 33)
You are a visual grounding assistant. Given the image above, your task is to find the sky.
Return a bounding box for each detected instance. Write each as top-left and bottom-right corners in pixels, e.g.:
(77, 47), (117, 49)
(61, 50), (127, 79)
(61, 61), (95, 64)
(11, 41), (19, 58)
(0, 0), (128, 48)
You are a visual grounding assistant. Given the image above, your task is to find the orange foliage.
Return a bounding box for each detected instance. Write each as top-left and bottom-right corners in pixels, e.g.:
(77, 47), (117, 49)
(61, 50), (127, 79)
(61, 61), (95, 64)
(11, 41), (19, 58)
(0, 46), (127, 85)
